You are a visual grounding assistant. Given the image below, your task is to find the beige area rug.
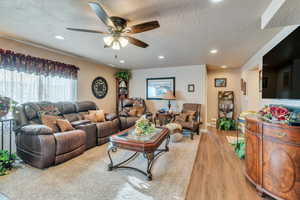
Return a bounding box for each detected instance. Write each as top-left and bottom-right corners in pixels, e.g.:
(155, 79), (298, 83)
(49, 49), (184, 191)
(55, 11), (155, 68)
(0, 136), (200, 200)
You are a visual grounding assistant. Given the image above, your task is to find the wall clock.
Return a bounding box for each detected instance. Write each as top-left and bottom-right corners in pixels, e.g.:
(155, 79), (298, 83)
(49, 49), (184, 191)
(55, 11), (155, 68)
(91, 77), (108, 99)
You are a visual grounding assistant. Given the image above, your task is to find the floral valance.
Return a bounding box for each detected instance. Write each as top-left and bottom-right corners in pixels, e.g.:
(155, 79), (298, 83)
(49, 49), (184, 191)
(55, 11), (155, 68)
(0, 48), (79, 79)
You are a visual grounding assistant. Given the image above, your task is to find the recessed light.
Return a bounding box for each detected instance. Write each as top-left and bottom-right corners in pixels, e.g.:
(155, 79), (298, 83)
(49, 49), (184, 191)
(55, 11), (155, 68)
(210, 49), (218, 54)
(158, 55), (165, 59)
(55, 35), (64, 40)
(211, 0), (223, 3)
(120, 60), (125, 64)
(221, 65), (227, 69)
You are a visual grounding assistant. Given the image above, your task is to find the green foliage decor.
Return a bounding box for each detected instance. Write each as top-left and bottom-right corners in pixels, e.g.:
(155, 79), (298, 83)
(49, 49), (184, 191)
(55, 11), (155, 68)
(114, 71), (131, 81)
(233, 140), (245, 159)
(0, 150), (16, 176)
(217, 117), (237, 131)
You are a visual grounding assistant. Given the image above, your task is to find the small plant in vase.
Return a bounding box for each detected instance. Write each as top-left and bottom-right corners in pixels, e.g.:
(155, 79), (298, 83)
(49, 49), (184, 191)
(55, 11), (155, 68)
(134, 115), (155, 136)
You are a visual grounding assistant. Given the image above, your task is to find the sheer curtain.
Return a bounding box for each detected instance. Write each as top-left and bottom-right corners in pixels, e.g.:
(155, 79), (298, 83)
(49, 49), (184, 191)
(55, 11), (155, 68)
(0, 68), (77, 103)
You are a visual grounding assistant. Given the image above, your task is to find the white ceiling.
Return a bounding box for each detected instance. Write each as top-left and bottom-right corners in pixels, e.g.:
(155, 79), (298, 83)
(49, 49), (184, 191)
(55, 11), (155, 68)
(263, 0), (300, 29)
(0, 0), (282, 69)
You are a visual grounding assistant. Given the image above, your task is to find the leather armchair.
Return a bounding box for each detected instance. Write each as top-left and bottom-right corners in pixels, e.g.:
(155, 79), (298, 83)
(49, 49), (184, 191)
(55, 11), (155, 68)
(118, 98), (152, 130)
(173, 103), (202, 139)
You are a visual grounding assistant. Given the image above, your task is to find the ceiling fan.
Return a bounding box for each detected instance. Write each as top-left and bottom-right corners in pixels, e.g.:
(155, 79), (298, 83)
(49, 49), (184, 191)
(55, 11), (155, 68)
(66, 1), (160, 50)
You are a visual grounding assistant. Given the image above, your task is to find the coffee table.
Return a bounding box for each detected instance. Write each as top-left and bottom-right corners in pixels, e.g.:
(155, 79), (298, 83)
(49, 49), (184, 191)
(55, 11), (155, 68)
(107, 127), (170, 181)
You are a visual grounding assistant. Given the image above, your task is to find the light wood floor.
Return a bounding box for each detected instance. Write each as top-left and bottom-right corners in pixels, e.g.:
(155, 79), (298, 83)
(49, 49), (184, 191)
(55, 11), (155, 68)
(185, 128), (273, 200)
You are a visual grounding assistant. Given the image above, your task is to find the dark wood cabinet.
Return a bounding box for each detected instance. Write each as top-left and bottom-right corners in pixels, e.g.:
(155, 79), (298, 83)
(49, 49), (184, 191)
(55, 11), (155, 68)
(245, 117), (300, 200)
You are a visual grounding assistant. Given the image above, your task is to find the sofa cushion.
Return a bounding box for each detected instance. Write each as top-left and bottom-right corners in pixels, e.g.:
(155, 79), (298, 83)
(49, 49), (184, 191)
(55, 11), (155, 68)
(63, 113), (81, 122)
(96, 121), (114, 138)
(76, 101), (97, 112)
(56, 102), (77, 114)
(54, 130), (86, 155)
(23, 103), (40, 120)
(37, 102), (61, 117)
(21, 124), (53, 135)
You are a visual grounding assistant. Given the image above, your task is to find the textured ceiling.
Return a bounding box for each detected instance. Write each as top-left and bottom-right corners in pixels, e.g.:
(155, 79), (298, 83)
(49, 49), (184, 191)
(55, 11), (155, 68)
(263, 0), (300, 29)
(0, 0), (281, 69)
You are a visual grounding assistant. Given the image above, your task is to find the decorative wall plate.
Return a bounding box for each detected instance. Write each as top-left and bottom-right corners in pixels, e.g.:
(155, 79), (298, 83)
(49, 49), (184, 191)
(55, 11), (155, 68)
(91, 77), (108, 99)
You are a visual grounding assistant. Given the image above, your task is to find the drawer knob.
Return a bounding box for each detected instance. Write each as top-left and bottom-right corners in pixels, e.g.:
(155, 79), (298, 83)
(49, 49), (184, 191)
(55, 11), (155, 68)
(274, 132), (287, 138)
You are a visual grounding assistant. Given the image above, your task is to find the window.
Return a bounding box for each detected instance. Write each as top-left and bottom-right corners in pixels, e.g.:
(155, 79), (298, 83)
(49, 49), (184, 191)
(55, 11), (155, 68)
(0, 68), (77, 103)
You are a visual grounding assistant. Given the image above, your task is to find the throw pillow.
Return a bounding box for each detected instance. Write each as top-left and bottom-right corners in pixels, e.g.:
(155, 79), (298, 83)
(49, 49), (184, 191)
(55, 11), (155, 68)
(128, 109), (137, 117)
(175, 113), (188, 122)
(185, 111), (196, 122)
(40, 115), (60, 133)
(134, 106), (145, 117)
(84, 113), (97, 123)
(56, 119), (75, 132)
(89, 110), (105, 122)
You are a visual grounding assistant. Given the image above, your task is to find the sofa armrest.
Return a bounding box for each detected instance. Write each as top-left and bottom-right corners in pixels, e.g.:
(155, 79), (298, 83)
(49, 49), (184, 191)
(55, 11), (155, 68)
(71, 120), (91, 127)
(20, 124), (53, 135)
(105, 113), (118, 121)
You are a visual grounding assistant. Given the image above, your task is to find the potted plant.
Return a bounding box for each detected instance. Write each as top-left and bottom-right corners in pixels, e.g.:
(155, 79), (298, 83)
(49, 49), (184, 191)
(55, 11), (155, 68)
(0, 150), (17, 176)
(217, 117), (237, 131)
(114, 71), (131, 81)
(259, 105), (291, 124)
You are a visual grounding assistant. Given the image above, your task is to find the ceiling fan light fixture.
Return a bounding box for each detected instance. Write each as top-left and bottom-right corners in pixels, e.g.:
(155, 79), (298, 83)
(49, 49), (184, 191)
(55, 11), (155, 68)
(119, 37), (128, 47)
(103, 36), (114, 46)
(112, 40), (121, 50)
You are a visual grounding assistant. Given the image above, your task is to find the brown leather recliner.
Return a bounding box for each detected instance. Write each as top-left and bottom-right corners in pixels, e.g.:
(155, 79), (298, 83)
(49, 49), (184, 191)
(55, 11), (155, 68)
(14, 101), (120, 169)
(118, 98), (152, 130)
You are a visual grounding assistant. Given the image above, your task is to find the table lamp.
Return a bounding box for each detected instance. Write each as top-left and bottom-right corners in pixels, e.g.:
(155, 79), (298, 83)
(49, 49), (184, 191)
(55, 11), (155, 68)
(162, 90), (176, 111)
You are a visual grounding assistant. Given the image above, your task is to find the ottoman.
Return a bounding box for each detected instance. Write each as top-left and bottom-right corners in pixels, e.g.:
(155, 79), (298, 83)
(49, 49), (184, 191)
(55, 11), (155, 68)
(165, 123), (183, 143)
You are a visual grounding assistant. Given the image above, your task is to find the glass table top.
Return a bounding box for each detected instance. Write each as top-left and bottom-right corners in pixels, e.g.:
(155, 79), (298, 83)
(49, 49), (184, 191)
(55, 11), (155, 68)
(114, 128), (163, 142)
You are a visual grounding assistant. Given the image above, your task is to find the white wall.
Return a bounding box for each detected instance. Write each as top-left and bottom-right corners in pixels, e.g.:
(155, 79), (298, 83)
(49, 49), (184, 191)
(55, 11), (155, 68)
(241, 25), (300, 110)
(130, 65), (207, 124)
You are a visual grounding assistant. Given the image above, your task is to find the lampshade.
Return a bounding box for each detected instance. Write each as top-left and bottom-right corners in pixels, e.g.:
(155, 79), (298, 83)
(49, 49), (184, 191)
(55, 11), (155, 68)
(161, 91), (176, 100)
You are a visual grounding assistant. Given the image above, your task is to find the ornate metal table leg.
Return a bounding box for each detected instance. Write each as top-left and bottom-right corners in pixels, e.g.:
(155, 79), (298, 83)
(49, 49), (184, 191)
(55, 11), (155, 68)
(107, 143), (117, 171)
(165, 134), (170, 152)
(145, 152), (155, 181)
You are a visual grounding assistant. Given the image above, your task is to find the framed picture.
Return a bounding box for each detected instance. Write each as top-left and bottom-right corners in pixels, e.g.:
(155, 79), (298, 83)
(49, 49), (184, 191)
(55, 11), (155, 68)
(188, 84), (195, 92)
(146, 77), (175, 100)
(215, 78), (227, 87)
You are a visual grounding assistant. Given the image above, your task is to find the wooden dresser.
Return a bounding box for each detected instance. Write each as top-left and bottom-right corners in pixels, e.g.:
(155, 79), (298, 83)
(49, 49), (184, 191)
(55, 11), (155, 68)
(245, 117), (300, 200)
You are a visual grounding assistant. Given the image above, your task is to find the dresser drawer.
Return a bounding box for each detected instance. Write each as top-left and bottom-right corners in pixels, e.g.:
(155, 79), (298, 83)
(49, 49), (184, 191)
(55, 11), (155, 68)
(263, 125), (300, 144)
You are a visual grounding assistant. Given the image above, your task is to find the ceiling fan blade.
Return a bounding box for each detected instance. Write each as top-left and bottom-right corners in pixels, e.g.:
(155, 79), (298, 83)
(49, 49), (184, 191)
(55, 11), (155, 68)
(66, 28), (109, 34)
(129, 21), (160, 34)
(125, 36), (149, 48)
(88, 2), (115, 28)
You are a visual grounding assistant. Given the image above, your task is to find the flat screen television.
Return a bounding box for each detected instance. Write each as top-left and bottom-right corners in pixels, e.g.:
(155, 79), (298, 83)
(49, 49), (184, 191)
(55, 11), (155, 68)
(263, 26), (300, 99)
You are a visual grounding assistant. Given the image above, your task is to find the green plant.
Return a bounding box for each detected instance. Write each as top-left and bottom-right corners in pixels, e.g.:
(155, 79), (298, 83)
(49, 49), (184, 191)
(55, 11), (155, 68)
(114, 71), (131, 81)
(0, 150), (16, 176)
(217, 118), (237, 131)
(233, 140), (245, 159)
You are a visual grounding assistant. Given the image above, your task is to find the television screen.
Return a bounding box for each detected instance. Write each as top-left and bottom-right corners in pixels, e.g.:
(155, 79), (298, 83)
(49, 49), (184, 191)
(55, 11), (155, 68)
(263, 27), (300, 99)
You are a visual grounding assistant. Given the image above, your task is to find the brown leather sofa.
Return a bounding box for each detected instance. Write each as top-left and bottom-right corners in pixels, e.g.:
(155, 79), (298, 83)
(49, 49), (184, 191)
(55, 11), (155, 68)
(14, 101), (119, 169)
(118, 98), (152, 130)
